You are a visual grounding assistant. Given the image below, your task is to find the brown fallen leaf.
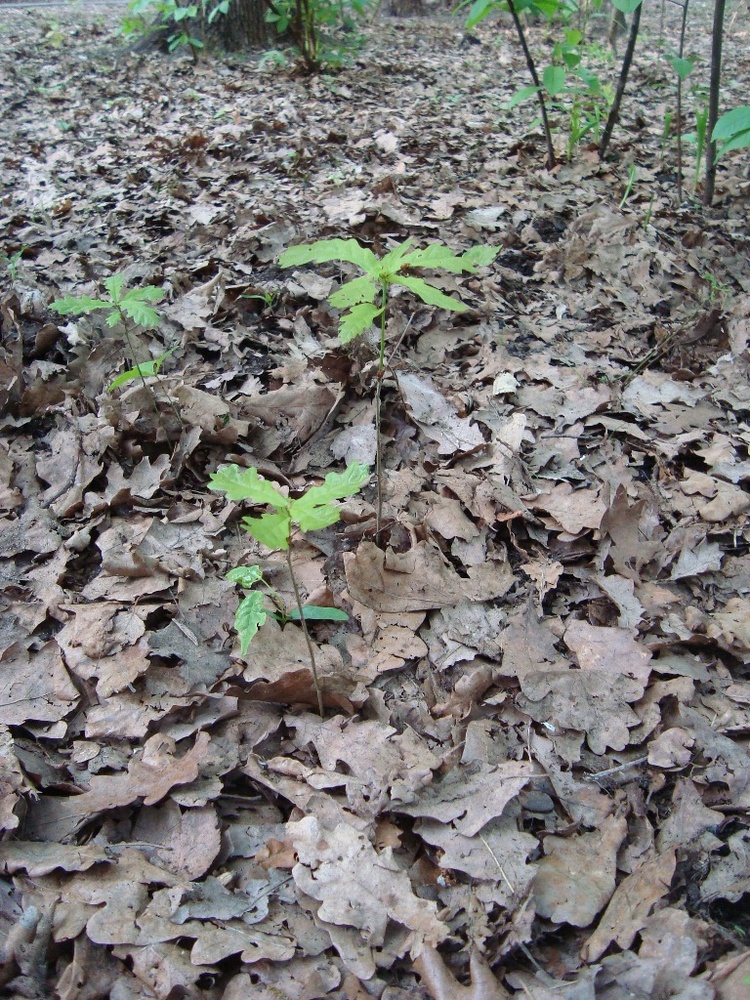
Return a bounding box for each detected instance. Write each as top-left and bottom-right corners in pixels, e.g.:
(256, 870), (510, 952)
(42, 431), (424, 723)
(414, 946), (510, 1000)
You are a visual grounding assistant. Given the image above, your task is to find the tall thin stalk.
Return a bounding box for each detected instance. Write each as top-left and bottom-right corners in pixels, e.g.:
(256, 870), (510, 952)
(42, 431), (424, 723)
(598, 0), (643, 160)
(506, 0), (556, 168)
(704, 0), (726, 205)
(285, 546), (324, 715)
(675, 0), (690, 201)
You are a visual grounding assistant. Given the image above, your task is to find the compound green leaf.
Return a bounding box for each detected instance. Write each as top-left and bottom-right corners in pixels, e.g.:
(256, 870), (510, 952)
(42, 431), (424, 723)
(279, 238), (378, 274)
(396, 275), (469, 312)
(462, 245), (499, 268)
(242, 510), (291, 550)
(338, 303), (383, 343)
(233, 590), (267, 655)
(208, 465), (288, 507)
(329, 274), (379, 308)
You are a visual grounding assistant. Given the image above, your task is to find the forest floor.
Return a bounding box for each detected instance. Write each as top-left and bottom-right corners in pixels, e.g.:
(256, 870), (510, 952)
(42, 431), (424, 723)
(1, 1), (750, 998)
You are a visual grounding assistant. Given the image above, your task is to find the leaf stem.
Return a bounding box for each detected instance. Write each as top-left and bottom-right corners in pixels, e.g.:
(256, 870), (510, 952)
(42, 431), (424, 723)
(285, 545), (324, 716)
(375, 280), (388, 538)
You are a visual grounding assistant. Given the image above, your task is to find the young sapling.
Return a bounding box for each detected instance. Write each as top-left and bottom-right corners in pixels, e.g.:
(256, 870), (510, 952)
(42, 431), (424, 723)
(278, 237), (497, 533)
(51, 273), (182, 431)
(209, 461), (369, 715)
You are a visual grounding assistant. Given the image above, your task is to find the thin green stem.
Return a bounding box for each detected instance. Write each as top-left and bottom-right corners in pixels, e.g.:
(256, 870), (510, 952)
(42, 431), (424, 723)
(375, 281), (388, 538)
(285, 546), (324, 716)
(117, 307), (184, 438)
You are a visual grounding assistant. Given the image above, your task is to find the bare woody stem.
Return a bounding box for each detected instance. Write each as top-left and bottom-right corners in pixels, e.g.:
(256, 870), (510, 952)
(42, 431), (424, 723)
(506, 0), (556, 169)
(285, 546), (324, 716)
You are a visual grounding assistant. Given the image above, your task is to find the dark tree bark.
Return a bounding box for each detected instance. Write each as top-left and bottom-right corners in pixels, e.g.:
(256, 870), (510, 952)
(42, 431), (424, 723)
(208, 0), (268, 50)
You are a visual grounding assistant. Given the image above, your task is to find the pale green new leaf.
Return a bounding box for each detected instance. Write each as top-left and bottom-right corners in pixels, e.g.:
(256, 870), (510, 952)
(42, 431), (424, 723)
(378, 238), (415, 277)
(104, 273), (126, 303)
(227, 564), (264, 588)
(611, 0), (642, 11)
(119, 299), (162, 329)
(396, 275), (469, 312)
(402, 244), (478, 274)
(338, 303), (383, 343)
(208, 465), (289, 507)
(279, 238), (378, 274)
(462, 245), (498, 268)
(329, 274), (379, 309)
(50, 294), (111, 317)
(242, 510), (292, 550)
(291, 461), (369, 532)
(543, 64), (567, 97)
(712, 106), (750, 141)
(233, 590), (267, 655)
(465, 0), (498, 30)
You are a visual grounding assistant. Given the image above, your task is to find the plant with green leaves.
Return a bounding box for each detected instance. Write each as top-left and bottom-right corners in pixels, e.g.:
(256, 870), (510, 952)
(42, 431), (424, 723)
(119, 0), (230, 56)
(51, 273), (181, 428)
(209, 461), (369, 715)
(278, 237), (497, 532)
(1, 247), (26, 283)
(263, 0), (369, 72)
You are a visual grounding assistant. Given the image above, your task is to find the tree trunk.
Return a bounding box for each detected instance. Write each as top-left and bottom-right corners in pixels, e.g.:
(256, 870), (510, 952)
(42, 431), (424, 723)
(209, 0), (268, 50)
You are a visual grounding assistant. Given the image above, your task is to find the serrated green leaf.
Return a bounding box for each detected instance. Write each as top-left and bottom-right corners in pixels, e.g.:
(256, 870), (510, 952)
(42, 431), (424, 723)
(242, 510), (291, 550)
(329, 274), (379, 309)
(226, 564), (264, 588)
(291, 462), (369, 532)
(104, 273), (126, 303)
(279, 238), (378, 274)
(338, 303), (384, 343)
(462, 245), (498, 267)
(288, 605), (349, 621)
(208, 465), (289, 507)
(120, 299), (162, 329)
(233, 590), (267, 655)
(402, 243), (497, 274)
(50, 294), (111, 316)
(396, 275), (469, 312)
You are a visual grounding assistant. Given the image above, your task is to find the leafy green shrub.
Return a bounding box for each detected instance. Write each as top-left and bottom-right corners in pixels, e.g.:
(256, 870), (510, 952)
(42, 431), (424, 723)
(264, 0), (369, 71)
(119, 0), (230, 55)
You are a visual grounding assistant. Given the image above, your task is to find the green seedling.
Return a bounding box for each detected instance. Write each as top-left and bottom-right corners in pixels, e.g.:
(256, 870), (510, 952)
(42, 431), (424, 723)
(51, 274), (182, 430)
(278, 237), (497, 532)
(1, 247), (25, 283)
(209, 461), (369, 715)
(619, 162), (636, 209)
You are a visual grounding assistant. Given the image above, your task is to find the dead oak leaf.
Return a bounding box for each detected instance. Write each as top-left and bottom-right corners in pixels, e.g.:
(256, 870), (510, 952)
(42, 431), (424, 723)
(288, 816), (447, 953)
(532, 814), (627, 927)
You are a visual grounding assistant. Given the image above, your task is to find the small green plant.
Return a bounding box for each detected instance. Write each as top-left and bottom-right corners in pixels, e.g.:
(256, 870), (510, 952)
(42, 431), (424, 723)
(209, 461), (369, 714)
(619, 162), (636, 209)
(119, 0), (229, 56)
(278, 237), (497, 531)
(1, 247), (25, 283)
(50, 274), (181, 427)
